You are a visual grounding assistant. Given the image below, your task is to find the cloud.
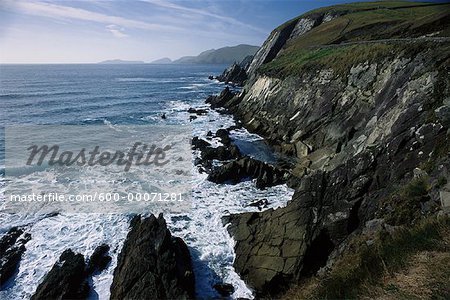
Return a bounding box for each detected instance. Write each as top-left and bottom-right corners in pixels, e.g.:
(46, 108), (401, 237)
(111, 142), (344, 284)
(1, 0), (267, 44)
(106, 24), (128, 38)
(3, 0), (181, 32)
(144, 0), (266, 34)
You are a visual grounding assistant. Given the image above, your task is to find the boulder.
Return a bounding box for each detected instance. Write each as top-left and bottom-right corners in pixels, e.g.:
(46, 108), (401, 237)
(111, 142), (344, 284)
(110, 214), (195, 300)
(191, 137), (211, 151)
(216, 128), (232, 145)
(213, 283), (235, 297)
(246, 198), (269, 211)
(188, 107), (208, 116)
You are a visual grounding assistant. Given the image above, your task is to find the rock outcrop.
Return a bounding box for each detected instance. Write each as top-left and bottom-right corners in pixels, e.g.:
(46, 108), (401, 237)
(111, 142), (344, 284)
(31, 249), (90, 300)
(87, 244), (111, 274)
(216, 2), (450, 297)
(216, 55), (254, 86)
(0, 227), (31, 289)
(110, 214), (195, 300)
(208, 156), (289, 189)
(205, 86), (236, 109)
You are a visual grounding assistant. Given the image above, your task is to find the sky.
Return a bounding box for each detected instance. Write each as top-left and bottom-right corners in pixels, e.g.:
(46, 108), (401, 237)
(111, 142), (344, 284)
(0, 0), (433, 63)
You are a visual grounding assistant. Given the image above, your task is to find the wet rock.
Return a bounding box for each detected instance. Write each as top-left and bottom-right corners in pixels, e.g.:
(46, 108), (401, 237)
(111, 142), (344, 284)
(31, 249), (90, 300)
(225, 151), (377, 295)
(87, 244), (111, 274)
(246, 199), (269, 211)
(208, 156), (288, 189)
(201, 144), (241, 161)
(206, 87), (236, 109)
(213, 283), (235, 297)
(0, 227), (31, 289)
(216, 63), (248, 86)
(110, 214), (195, 300)
(191, 137), (211, 151)
(216, 128), (231, 145)
(188, 107), (208, 115)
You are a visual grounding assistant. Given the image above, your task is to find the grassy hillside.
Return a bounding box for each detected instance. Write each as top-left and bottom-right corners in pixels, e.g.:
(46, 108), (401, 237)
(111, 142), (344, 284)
(258, 1), (450, 77)
(174, 44), (259, 64)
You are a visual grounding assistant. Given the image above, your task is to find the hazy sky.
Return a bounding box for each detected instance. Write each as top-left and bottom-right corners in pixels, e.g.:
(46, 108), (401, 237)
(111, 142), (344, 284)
(0, 0), (395, 63)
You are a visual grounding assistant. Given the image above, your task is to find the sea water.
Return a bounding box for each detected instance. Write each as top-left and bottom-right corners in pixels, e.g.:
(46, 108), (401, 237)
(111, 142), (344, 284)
(0, 64), (294, 299)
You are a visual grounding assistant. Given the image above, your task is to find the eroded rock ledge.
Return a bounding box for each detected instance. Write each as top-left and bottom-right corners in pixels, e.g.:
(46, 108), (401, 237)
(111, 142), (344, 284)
(0, 227), (31, 289)
(110, 214), (195, 300)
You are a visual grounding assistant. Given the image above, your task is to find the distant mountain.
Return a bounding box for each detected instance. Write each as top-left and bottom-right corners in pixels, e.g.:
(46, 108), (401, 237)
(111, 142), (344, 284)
(98, 59), (145, 64)
(173, 44), (259, 64)
(150, 57), (172, 64)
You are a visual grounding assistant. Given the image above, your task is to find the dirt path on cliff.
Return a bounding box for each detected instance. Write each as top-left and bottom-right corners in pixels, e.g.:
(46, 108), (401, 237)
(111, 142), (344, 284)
(311, 36), (450, 49)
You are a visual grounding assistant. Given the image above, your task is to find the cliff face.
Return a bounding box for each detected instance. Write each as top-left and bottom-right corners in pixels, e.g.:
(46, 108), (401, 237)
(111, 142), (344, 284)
(218, 2), (450, 297)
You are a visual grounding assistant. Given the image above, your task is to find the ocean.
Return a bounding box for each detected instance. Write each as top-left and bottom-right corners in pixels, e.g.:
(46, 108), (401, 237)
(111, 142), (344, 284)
(0, 64), (293, 299)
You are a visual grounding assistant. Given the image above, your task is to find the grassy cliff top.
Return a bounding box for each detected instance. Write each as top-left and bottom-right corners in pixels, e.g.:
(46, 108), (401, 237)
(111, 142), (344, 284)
(260, 1), (450, 78)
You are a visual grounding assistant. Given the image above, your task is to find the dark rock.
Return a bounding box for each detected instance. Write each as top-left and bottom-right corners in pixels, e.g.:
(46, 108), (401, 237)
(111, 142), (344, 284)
(208, 156), (288, 189)
(201, 145), (241, 162)
(31, 249), (90, 300)
(110, 214), (195, 300)
(191, 137), (211, 151)
(208, 75), (214, 80)
(213, 283), (235, 297)
(216, 128), (231, 145)
(225, 151), (377, 295)
(246, 199), (269, 211)
(217, 63), (248, 86)
(87, 244), (111, 274)
(206, 87), (236, 109)
(0, 227), (31, 289)
(161, 113), (167, 119)
(188, 107), (208, 115)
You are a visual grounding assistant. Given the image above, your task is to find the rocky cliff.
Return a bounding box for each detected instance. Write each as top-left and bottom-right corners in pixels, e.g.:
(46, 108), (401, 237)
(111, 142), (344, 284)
(215, 2), (450, 298)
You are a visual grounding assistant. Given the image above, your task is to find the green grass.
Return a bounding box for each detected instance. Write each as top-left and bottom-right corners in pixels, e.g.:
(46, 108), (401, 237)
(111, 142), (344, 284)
(258, 43), (396, 78)
(259, 2), (450, 78)
(283, 216), (450, 299)
(276, 1), (446, 32)
(378, 176), (432, 226)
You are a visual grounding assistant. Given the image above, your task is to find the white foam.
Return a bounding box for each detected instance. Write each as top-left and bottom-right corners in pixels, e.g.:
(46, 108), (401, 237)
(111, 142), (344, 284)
(0, 79), (295, 300)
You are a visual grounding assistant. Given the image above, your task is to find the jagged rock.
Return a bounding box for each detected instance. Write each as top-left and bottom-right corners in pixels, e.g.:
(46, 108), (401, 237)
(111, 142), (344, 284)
(216, 55), (254, 86)
(206, 87), (236, 109)
(31, 249), (90, 300)
(110, 214), (195, 300)
(201, 145), (241, 161)
(191, 137), (211, 151)
(217, 63), (248, 86)
(87, 244), (111, 274)
(213, 283), (235, 296)
(0, 227), (31, 289)
(208, 156), (288, 189)
(224, 151), (377, 295)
